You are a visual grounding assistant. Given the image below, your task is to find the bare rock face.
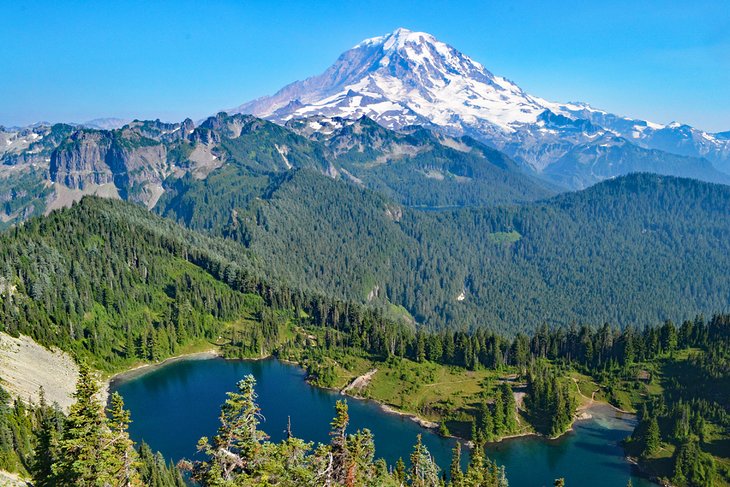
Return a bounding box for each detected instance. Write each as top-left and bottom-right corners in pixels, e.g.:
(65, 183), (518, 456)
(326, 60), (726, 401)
(45, 119), (220, 209)
(114, 143), (169, 204)
(49, 129), (170, 206)
(50, 131), (114, 189)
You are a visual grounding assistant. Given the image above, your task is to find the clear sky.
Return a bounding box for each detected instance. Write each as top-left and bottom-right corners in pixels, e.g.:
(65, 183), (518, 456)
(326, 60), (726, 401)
(1, 0), (728, 131)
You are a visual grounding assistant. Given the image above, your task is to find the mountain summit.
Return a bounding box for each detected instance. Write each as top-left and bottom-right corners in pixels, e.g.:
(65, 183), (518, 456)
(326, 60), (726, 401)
(235, 27), (553, 133)
(234, 28), (730, 187)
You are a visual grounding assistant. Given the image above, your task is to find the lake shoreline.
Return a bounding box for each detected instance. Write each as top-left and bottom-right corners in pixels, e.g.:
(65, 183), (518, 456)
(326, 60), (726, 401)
(107, 352), (631, 448)
(114, 354), (652, 486)
(105, 349), (222, 395)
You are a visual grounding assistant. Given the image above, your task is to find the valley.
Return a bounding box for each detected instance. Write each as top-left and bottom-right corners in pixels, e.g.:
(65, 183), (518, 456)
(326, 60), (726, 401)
(0, 193), (727, 485)
(0, 17), (728, 487)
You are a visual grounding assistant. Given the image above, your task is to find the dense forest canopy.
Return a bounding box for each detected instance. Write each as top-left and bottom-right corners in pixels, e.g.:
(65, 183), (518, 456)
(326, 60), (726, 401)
(3, 110), (729, 332)
(0, 188), (728, 485)
(158, 171), (730, 332)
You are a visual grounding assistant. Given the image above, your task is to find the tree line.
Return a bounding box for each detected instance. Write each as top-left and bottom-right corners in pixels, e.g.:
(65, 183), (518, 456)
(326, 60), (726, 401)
(181, 374), (512, 487)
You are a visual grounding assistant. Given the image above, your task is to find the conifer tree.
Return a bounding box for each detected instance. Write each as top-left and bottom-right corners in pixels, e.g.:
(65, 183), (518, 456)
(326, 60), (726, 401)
(31, 403), (64, 486)
(643, 415), (661, 458)
(493, 393), (505, 437)
(394, 457), (406, 485)
(672, 439), (716, 486)
(500, 383), (517, 434)
(449, 442), (463, 487)
(344, 428), (376, 486)
(51, 363), (106, 485)
(51, 363), (142, 486)
(497, 465), (509, 487)
(410, 434), (440, 487)
(105, 392), (143, 486)
(478, 400), (494, 442)
(329, 400), (350, 485)
(186, 374), (266, 484)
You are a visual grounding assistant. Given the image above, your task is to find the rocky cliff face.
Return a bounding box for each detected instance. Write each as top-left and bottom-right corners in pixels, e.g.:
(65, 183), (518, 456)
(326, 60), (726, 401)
(7, 111), (552, 224)
(50, 131), (115, 188)
(49, 128), (170, 206)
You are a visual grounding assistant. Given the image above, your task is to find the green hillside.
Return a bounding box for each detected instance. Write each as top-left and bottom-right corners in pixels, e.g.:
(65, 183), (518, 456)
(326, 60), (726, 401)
(160, 170), (730, 332)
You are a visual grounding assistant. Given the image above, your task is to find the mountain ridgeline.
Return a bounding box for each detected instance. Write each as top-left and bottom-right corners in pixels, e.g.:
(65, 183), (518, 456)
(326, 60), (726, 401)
(0, 112), (552, 229)
(3, 27), (730, 234)
(1, 107), (729, 332)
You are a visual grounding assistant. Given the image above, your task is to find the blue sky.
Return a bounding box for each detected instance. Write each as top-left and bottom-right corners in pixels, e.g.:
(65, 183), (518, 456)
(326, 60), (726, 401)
(1, 0), (728, 131)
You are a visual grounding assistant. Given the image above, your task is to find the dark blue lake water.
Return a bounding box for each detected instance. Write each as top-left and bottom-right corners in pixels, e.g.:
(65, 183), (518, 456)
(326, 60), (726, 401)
(112, 357), (653, 486)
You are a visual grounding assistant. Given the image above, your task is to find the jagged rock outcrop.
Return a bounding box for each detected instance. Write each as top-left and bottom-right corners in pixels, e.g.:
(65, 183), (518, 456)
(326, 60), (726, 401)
(49, 128), (170, 205)
(50, 131), (115, 188)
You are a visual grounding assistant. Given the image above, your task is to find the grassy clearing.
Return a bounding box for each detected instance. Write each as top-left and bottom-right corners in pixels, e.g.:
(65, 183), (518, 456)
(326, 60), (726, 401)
(487, 230), (521, 245)
(364, 357), (503, 419)
(569, 372), (599, 401)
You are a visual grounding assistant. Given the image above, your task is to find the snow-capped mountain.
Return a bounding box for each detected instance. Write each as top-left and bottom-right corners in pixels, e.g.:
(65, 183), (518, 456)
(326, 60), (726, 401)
(235, 28), (553, 135)
(233, 28), (730, 187)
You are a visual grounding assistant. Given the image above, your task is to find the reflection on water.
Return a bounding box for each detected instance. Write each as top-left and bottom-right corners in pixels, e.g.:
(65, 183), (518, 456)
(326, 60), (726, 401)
(113, 357), (654, 486)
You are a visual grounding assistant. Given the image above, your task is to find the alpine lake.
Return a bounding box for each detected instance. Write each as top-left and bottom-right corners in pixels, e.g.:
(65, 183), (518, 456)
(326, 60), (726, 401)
(112, 356), (654, 486)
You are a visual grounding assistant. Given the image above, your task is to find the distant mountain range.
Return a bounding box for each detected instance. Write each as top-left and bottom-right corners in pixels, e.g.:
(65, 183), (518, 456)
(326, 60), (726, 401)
(0, 112), (552, 228)
(1, 27), (729, 230)
(1, 29), (729, 332)
(233, 28), (730, 188)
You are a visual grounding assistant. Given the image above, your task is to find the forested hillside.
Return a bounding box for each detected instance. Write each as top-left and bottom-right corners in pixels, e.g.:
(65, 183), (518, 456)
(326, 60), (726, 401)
(0, 197), (269, 371)
(288, 116), (555, 206)
(160, 170), (730, 332)
(0, 195), (727, 485)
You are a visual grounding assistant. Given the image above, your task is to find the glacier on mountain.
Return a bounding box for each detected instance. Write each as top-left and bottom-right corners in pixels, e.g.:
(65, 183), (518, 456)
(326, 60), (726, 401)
(233, 28), (730, 187)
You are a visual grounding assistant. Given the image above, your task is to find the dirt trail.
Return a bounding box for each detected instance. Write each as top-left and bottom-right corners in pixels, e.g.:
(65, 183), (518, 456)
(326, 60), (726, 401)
(572, 377), (604, 420)
(422, 377), (479, 387)
(572, 378), (599, 405)
(341, 369), (377, 395)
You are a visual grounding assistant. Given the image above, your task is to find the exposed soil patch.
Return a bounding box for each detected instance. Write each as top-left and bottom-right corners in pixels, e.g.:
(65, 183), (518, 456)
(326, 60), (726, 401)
(0, 332), (78, 410)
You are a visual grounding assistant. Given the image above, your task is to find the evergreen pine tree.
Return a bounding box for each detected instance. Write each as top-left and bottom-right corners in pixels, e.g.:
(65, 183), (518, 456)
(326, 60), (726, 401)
(449, 442), (463, 487)
(493, 393), (505, 438)
(410, 434), (440, 487)
(104, 392), (143, 486)
(329, 399), (350, 485)
(31, 403), (64, 487)
(643, 415), (661, 457)
(186, 374), (266, 484)
(394, 457), (406, 485)
(51, 363), (105, 485)
(500, 383), (517, 434)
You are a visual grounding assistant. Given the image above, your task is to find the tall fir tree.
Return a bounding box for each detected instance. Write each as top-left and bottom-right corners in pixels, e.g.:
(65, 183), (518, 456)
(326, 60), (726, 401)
(409, 434), (440, 487)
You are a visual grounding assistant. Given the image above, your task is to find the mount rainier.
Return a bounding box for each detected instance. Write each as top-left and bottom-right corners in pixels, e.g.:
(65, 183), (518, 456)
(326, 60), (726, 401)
(234, 27), (730, 188)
